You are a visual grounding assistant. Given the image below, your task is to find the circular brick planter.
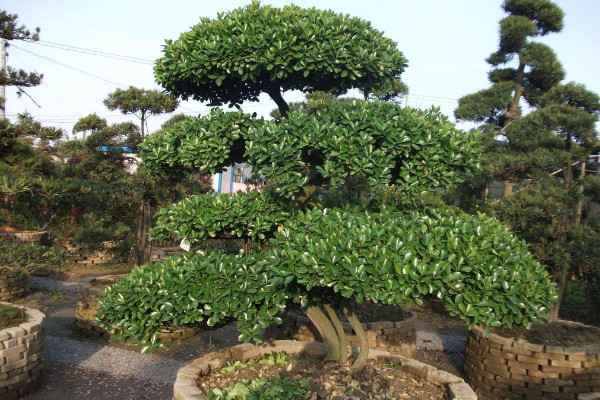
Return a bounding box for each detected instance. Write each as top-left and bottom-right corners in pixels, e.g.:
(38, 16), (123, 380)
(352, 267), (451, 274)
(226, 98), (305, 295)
(263, 309), (416, 357)
(76, 275), (197, 342)
(464, 323), (600, 399)
(0, 268), (29, 302)
(172, 340), (477, 400)
(0, 302), (45, 398)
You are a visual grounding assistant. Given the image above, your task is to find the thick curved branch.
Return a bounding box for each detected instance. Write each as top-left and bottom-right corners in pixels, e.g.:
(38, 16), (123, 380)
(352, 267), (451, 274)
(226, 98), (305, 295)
(306, 305), (340, 361)
(343, 303), (368, 371)
(323, 304), (347, 362)
(265, 84), (289, 119)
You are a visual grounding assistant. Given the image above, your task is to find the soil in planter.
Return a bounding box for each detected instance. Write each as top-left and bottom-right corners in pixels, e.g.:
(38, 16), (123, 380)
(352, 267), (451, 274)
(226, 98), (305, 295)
(494, 322), (600, 347)
(200, 353), (446, 400)
(0, 304), (28, 329)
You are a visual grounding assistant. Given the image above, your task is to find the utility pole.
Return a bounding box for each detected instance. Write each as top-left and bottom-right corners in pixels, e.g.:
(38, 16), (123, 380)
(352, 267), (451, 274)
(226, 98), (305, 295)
(1, 38), (6, 120)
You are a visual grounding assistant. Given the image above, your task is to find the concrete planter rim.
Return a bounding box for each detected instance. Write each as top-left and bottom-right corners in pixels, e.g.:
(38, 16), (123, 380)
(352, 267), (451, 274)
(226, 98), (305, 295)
(172, 340), (477, 400)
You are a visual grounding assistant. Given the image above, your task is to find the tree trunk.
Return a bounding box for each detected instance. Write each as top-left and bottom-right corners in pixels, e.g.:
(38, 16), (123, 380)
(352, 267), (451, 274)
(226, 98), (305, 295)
(550, 134), (573, 322)
(343, 304), (369, 371)
(1, 39), (6, 119)
(306, 305), (341, 361)
(131, 198), (152, 267)
(506, 62), (525, 123)
(293, 183), (321, 209)
(140, 111), (146, 137)
(575, 162), (585, 226)
(265, 85), (289, 119)
(549, 267), (568, 322)
(501, 181), (514, 197)
(323, 304), (347, 362)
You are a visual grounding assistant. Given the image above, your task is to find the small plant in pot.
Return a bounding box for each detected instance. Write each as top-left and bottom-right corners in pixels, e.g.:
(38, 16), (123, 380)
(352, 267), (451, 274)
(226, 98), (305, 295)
(96, 2), (557, 397)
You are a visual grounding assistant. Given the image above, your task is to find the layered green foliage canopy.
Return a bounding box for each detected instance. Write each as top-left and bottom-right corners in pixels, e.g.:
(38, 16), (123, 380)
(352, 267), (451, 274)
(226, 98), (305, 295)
(98, 206), (556, 349)
(154, 1), (407, 109)
(246, 100), (479, 199)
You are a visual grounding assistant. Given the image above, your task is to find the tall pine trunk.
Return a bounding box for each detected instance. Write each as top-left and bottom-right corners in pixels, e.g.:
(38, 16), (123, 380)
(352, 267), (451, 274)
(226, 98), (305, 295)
(549, 134), (573, 322)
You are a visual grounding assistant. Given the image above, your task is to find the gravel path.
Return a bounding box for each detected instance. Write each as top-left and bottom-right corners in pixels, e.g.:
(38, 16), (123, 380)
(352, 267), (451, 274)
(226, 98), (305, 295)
(30, 276), (79, 294)
(44, 336), (186, 383)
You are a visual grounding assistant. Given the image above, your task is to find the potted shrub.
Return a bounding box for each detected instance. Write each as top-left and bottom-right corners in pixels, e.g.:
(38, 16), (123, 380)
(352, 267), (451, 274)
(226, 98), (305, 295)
(96, 2), (556, 398)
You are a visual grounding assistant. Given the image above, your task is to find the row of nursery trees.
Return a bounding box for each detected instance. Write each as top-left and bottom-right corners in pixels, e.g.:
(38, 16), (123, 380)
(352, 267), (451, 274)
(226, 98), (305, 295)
(93, 0), (599, 370)
(1, 11), (212, 265)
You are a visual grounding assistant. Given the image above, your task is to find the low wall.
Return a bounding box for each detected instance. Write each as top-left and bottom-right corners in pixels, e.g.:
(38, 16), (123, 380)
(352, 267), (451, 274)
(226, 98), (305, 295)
(0, 303), (45, 398)
(57, 240), (115, 265)
(172, 340), (477, 400)
(464, 324), (600, 399)
(0, 269), (28, 302)
(263, 309), (416, 357)
(76, 275), (196, 342)
(0, 231), (46, 244)
(149, 246), (185, 263)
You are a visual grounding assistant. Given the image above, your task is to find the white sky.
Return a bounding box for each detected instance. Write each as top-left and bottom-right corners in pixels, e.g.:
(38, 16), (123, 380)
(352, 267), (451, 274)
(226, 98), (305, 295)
(3, 0), (600, 138)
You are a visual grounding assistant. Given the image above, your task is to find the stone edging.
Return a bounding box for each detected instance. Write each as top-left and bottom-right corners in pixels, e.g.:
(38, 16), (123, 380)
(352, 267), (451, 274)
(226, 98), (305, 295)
(0, 302), (45, 398)
(264, 310), (416, 357)
(0, 269), (28, 302)
(464, 323), (600, 399)
(172, 340), (477, 400)
(76, 275), (197, 342)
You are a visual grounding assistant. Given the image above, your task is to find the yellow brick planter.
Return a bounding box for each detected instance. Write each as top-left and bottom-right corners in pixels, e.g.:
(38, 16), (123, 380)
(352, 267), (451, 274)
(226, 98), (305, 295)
(464, 323), (600, 400)
(172, 340), (477, 400)
(0, 303), (45, 399)
(263, 309), (416, 358)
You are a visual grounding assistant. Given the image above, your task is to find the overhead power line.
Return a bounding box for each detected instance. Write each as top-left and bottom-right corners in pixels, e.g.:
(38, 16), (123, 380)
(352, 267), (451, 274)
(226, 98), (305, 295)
(11, 45), (127, 87)
(25, 40), (155, 65)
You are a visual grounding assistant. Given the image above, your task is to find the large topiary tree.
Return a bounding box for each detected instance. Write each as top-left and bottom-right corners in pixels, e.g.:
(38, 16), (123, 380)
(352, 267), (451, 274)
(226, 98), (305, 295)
(97, 3), (556, 369)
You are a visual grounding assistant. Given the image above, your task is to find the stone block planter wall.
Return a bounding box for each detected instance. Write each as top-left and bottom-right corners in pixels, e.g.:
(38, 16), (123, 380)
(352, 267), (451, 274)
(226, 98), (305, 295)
(149, 246), (185, 263)
(0, 232), (46, 244)
(57, 240), (116, 266)
(464, 324), (600, 399)
(0, 269), (28, 302)
(76, 275), (196, 342)
(263, 310), (416, 357)
(0, 302), (44, 399)
(172, 340), (477, 400)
